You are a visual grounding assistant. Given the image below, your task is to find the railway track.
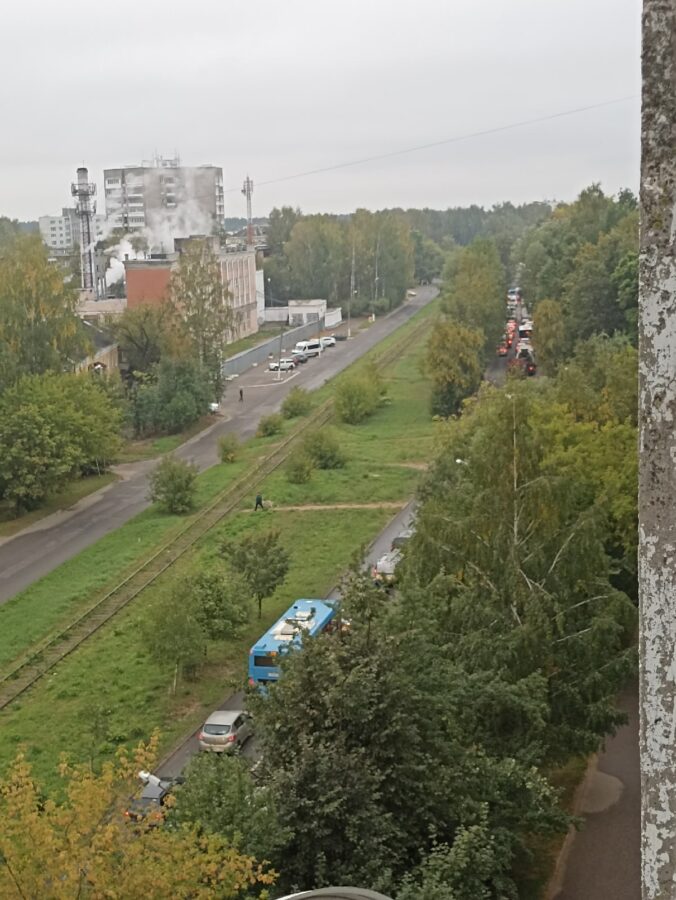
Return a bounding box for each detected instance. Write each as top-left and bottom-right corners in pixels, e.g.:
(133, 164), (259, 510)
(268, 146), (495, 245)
(0, 313), (432, 711)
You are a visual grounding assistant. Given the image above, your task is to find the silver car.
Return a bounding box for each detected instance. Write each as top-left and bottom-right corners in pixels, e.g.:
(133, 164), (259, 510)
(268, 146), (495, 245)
(198, 709), (253, 753)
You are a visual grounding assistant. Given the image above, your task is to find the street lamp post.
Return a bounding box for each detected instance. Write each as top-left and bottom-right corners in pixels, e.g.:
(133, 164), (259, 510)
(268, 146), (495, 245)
(349, 242), (355, 339)
(269, 277), (284, 381)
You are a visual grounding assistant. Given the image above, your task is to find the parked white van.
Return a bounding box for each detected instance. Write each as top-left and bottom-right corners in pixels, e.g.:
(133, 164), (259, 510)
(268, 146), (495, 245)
(294, 339), (322, 358)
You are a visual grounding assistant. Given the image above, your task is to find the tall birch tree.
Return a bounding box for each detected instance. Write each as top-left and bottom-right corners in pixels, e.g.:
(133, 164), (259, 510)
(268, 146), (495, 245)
(639, 2), (676, 896)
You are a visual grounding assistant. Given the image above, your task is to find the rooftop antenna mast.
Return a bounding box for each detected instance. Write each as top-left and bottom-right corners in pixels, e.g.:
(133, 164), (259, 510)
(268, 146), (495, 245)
(242, 175), (254, 247)
(71, 166), (98, 298)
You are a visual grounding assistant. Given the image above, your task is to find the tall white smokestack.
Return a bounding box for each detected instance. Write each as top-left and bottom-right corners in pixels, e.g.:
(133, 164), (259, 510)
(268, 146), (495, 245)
(71, 167), (98, 297)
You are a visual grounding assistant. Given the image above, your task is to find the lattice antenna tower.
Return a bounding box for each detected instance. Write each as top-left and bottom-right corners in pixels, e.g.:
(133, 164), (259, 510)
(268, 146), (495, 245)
(242, 175), (254, 247)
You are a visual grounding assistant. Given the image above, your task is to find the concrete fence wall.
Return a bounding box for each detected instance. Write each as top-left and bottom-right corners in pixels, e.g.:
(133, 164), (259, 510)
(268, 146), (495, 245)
(222, 319), (326, 378)
(263, 305), (343, 328)
(263, 307), (287, 323)
(325, 307), (343, 328)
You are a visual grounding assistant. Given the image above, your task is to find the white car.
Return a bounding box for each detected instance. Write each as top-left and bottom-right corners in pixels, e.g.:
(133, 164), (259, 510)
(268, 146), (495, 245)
(269, 358), (296, 372)
(320, 336), (336, 348)
(294, 339), (322, 358)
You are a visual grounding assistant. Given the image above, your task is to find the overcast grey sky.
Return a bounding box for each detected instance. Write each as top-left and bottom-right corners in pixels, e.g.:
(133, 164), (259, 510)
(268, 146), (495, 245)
(0, 0), (640, 221)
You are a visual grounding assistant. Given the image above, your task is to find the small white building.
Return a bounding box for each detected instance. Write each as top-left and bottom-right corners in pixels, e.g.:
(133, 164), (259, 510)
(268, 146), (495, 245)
(288, 299), (327, 326)
(263, 299), (343, 329)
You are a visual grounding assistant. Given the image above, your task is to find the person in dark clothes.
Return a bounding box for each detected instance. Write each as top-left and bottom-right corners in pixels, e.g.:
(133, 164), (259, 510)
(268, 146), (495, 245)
(254, 493), (264, 511)
(239, 388), (244, 402)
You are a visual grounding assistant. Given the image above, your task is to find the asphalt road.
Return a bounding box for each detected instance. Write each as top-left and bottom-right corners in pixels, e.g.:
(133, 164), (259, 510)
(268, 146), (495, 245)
(0, 289), (436, 605)
(156, 500), (417, 779)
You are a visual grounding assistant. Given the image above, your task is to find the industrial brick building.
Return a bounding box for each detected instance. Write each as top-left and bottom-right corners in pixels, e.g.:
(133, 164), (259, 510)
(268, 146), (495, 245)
(125, 238), (258, 341)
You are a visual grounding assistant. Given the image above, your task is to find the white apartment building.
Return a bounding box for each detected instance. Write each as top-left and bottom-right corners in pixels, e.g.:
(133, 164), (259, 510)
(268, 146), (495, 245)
(103, 156), (224, 246)
(39, 208), (106, 255)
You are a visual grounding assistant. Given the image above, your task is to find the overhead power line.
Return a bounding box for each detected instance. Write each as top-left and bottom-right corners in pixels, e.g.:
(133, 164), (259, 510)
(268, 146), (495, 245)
(226, 94), (638, 194)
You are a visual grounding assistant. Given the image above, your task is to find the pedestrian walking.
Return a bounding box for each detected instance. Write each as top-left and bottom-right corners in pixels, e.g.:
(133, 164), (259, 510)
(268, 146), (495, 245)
(254, 492), (264, 511)
(239, 388), (244, 403)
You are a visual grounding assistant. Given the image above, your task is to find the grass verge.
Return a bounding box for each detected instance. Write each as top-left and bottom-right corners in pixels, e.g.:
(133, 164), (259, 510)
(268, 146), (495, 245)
(117, 415), (220, 464)
(0, 473), (118, 539)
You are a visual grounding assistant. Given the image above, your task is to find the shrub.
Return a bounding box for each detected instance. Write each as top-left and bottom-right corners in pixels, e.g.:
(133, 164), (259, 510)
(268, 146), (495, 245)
(334, 371), (383, 424)
(160, 390), (199, 434)
(148, 455), (197, 514)
(286, 450), (314, 484)
(129, 358), (211, 438)
(218, 433), (239, 463)
(257, 413), (284, 437)
(282, 387), (312, 419)
(303, 428), (347, 469)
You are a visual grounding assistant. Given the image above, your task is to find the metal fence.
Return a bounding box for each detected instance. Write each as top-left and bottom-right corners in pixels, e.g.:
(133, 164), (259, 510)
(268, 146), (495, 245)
(222, 319), (326, 378)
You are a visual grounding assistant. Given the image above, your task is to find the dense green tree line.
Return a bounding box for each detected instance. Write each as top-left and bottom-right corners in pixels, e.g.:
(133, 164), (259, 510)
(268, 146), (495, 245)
(263, 200), (552, 315)
(0, 237), (120, 515)
(0, 236), (90, 392)
(397, 201), (552, 267)
(441, 236), (507, 353)
(514, 185), (638, 356)
(0, 373), (123, 513)
(264, 208), (414, 314)
(421, 232), (507, 417)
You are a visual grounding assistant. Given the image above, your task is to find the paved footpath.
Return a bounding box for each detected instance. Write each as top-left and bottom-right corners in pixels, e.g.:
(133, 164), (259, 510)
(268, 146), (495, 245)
(551, 682), (640, 900)
(0, 289), (436, 606)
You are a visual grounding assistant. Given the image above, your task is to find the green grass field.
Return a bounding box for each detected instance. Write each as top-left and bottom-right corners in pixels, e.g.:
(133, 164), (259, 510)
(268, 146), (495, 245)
(116, 414), (220, 464)
(0, 300), (439, 789)
(0, 303), (438, 675)
(255, 348), (433, 509)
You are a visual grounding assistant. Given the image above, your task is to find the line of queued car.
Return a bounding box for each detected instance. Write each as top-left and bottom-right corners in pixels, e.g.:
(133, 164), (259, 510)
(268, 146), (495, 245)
(512, 314), (536, 376)
(268, 335), (337, 372)
(125, 712), (257, 824)
(497, 287), (537, 377)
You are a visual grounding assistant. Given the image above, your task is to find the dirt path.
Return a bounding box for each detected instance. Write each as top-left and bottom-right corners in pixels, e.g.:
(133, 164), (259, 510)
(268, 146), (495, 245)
(249, 501), (408, 512)
(382, 462), (429, 471)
